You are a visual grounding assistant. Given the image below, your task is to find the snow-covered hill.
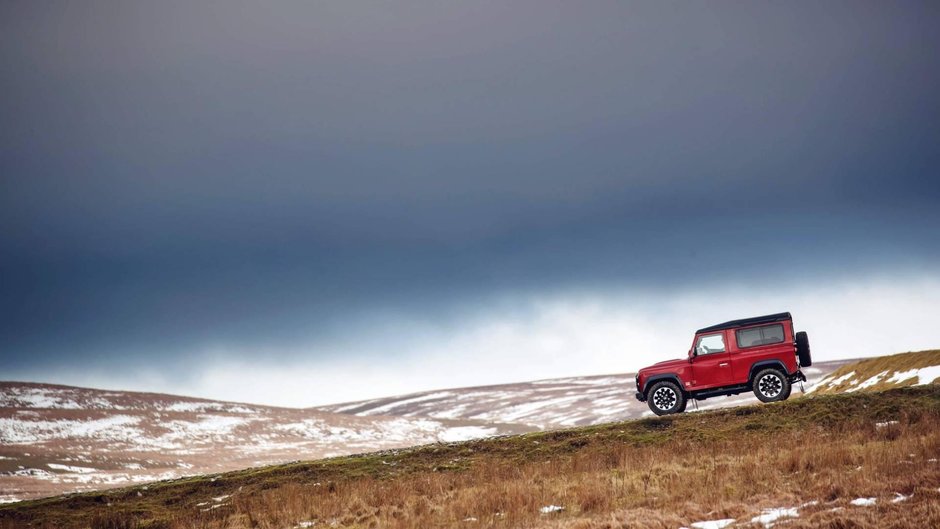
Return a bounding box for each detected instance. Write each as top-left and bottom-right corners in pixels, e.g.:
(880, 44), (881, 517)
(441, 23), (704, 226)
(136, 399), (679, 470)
(0, 383), (525, 503)
(807, 350), (940, 395)
(317, 360), (851, 428)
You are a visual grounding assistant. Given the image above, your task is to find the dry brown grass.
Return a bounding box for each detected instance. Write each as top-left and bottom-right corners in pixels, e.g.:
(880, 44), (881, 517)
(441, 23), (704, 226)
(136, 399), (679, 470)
(190, 419), (940, 529)
(4, 385), (940, 529)
(812, 349), (940, 394)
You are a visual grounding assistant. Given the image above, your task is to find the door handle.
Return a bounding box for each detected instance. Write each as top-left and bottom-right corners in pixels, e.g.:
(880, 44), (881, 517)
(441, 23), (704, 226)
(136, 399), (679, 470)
(718, 362), (729, 367)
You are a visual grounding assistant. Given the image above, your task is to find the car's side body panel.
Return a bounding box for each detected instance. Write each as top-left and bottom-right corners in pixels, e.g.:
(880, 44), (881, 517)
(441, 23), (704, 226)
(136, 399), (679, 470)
(728, 321), (798, 380)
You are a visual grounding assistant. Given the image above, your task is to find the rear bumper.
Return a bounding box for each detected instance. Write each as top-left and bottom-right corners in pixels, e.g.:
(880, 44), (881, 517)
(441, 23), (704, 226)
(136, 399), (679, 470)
(790, 370), (807, 383)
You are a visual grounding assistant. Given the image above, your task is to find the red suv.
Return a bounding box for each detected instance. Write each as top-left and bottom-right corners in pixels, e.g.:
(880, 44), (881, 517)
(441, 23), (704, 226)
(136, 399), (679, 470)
(635, 312), (811, 415)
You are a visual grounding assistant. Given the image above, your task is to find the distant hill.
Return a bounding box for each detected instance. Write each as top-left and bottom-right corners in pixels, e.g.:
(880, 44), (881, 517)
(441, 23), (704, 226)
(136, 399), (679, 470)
(316, 360), (851, 427)
(807, 350), (940, 395)
(0, 382), (525, 503)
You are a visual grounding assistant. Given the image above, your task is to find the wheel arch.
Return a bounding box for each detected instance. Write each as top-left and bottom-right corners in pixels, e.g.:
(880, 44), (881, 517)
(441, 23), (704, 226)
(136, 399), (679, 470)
(747, 360), (789, 385)
(643, 374), (685, 395)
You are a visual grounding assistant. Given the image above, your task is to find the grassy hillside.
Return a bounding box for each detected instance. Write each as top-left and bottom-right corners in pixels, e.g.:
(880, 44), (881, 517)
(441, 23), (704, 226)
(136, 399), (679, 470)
(808, 349), (940, 395)
(2, 385), (940, 529)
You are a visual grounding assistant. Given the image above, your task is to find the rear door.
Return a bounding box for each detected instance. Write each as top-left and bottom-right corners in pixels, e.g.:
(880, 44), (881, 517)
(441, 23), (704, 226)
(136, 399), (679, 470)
(690, 331), (735, 388)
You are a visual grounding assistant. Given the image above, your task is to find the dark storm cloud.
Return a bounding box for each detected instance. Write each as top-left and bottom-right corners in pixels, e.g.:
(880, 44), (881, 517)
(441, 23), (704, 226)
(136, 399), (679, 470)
(1, 1), (939, 372)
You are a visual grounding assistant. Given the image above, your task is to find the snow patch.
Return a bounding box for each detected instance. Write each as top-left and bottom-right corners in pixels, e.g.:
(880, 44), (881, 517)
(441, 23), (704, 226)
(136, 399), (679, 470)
(0, 415), (142, 444)
(539, 505), (564, 514)
(887, 365), (940, 386)
(846, 371), (888, 393)
(47, 463), (98, 474)
(690, 519), (735, 529)
(807, 371), (855, 393)
(891, 493), (911, 503)
(850, 497), (876, 506)
(436, 426), (497, 443)
(751, 507), (798, 527)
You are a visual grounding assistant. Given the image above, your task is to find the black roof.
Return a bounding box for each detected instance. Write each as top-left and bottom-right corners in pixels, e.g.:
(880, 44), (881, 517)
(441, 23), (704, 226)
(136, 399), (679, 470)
(696, 312), (791, 334)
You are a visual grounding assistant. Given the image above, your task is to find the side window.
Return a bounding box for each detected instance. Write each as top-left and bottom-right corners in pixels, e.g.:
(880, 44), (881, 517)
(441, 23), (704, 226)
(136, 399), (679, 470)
(762, 324), (785, 344)
(737, 327), (763, 348)
(695, 333), (726, 355)
(736, 324), (785, 348)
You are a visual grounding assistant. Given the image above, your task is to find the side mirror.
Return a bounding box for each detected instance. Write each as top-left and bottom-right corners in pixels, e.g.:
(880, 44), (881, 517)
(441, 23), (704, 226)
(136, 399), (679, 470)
(688, 349), (695, 362)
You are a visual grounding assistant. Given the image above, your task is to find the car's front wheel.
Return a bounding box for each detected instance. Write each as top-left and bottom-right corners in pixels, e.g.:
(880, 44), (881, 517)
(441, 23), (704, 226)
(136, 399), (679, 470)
(753, 368), (790, 403)
(647, 380), (686, 416)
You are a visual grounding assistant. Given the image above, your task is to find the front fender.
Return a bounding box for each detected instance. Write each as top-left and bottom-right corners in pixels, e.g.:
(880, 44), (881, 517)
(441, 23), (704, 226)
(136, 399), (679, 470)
(640, 373), (685, 395)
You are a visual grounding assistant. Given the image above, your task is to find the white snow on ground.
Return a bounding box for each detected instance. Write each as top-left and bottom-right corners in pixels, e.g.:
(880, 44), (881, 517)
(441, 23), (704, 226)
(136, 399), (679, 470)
(887, 365), (940, 385)
(0, 387), (84, 409)
(891, 493), (911, 503)
(845, 371), (889, 393)
(437, 426), (498, 442)
(850, 497), (876, 506)
(162, 402), (257, 414)
(471, 395), (585, 424)
(0, 387), (118, 410)
(162, 415), (248, 437)
(0, 496), (22, 504)
(810, 364), (940, 394)
(3, 469), (54, 478)
(426, 404), (470, 420)
(689, 519), (735, 529)
(751, 507), (799, 527)
(805, 371), (856, 393)
(354, 392), (455, 416)
(48, 463), (97, 474)
(274, 417), (496, 445)
(0, 415), (142, 444)
(532, 376), (633, 386)
(875, 420), (899, 428)
(539, 505), (564, 514)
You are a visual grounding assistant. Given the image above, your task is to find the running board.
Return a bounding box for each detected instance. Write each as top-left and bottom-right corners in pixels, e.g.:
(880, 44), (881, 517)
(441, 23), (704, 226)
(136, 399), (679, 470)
(692, 384), (750, 400)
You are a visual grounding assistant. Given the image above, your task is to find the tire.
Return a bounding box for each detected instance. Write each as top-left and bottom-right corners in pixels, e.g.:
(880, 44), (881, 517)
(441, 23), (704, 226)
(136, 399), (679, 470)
(753, 368), (791, 403)
(779, 382), (792, 401)
(647, 380), (686, 416)
(795, 331), (812, 367)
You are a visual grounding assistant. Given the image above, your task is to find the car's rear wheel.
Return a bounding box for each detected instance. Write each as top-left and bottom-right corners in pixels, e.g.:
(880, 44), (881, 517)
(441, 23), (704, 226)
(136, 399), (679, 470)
(795, 331), (812, 367)
(753, 368), (790, 403)
(647, 380), (686, 416)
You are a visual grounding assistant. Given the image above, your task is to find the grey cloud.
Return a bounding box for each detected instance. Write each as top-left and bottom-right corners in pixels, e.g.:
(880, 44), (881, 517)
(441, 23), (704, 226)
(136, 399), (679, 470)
(1, 1), (938, 375)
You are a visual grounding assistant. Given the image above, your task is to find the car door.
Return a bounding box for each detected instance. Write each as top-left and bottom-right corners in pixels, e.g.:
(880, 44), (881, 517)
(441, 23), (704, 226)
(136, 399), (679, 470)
(690, 331), (735, 388)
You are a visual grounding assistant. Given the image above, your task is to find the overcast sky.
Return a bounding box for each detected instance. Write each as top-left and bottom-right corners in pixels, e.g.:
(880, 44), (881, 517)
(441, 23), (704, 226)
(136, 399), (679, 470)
(2, 1), (939, 406)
